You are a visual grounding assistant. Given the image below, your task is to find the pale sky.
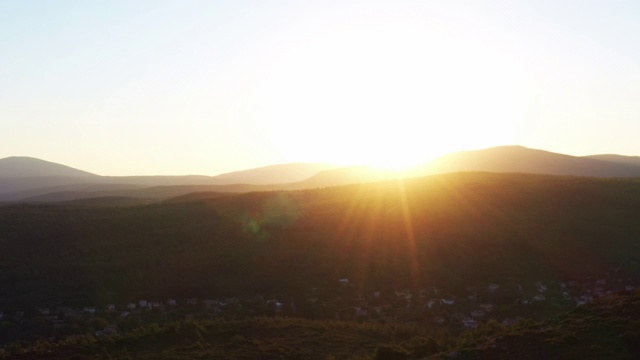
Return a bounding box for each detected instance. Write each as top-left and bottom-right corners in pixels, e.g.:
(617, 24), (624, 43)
(2, 0), (639, 175)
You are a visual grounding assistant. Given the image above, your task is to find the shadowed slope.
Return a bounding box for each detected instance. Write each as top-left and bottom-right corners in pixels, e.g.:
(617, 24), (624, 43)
(447, 290), (640, 360)
(416, 146), (640, 177)
(584, 154), (640, 167)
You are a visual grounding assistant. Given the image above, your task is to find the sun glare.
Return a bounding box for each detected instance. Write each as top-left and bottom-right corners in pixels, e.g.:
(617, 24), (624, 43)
(253, 6), (526, 169)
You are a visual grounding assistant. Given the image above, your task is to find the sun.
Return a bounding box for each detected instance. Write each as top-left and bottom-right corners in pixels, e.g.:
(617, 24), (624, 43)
(250, 6), (527, 169)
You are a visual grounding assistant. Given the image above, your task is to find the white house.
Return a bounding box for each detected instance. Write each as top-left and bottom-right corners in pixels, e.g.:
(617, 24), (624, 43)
(462, 318), (477, 328)
(149, 302), (161, 309)
(83, 307), (97, 315)
(535, 282), (547, 293)
(532, 294), (546, 302)
(38, 308), (51, 316)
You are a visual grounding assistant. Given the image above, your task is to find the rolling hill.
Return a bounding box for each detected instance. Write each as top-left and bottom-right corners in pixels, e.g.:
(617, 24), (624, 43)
(415, 146), (640, 178)
(208, 162), (337, 184)
(0, 160), (338, 202)
(0, 156), (97, 178)
(2, 172), (640, 307)
(4, 146), (640, 203)
(584, 154), (640, 167)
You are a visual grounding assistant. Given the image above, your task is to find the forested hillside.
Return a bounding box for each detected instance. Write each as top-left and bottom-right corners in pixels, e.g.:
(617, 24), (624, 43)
(2, 172), (640, 358)
(2, 172), (640, 307)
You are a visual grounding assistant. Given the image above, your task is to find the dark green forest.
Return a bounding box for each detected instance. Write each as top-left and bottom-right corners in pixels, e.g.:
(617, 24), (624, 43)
(2, 172), (640, 358)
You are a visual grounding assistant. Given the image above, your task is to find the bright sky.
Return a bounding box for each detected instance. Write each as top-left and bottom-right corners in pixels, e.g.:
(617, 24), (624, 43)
(2, 1), (640, 175)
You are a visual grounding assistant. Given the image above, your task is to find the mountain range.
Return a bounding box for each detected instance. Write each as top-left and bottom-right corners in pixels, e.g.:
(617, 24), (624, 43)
(2, 145), (640, 202)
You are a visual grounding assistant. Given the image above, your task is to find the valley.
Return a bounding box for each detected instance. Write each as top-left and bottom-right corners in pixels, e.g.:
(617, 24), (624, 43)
(2, 169), (640, 358)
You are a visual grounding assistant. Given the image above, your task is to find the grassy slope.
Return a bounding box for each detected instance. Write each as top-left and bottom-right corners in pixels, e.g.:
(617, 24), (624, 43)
(5, 317), (434, 360)
(8, 291), (640, 360)
(439, 290), (640, 360)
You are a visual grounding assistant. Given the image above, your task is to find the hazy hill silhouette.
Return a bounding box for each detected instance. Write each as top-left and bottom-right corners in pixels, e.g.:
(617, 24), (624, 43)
(584, 154), (640, 167)
(16, 166), (398, 202)
(0, 156), (96, 178)
(14, 169), (385, 202)
(291, 165), (395, 188)
(4, 146), (640, 203)
(0, 160), (337, 201)
(416, 145), (640, 177)
(19, 184), (265, 202)
(210, 162), (336, 184)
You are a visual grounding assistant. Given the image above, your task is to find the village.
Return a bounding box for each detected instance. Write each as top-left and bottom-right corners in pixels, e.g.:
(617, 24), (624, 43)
(1, 268), (637, 346)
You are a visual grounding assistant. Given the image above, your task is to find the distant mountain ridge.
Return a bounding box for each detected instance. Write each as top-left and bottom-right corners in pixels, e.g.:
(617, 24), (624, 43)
(0, 156), (96, 178)
(583, 154), (640, 167)
(2, 146), (640, 203)
(211, 162), (337, 184)
(413, 145), (640, 178)
(0, 158), (338, 201)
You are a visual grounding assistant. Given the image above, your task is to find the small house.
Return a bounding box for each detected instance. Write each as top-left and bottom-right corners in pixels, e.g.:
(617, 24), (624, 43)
(532, 294), (546, 302)
(462, 317), (477, 328)
(149, 302), (161, 309)
(38, 308), (51, 316)
(83, 307), (97, 315)
(535, 282), (547, 293)
(479, 304), (493, 312)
